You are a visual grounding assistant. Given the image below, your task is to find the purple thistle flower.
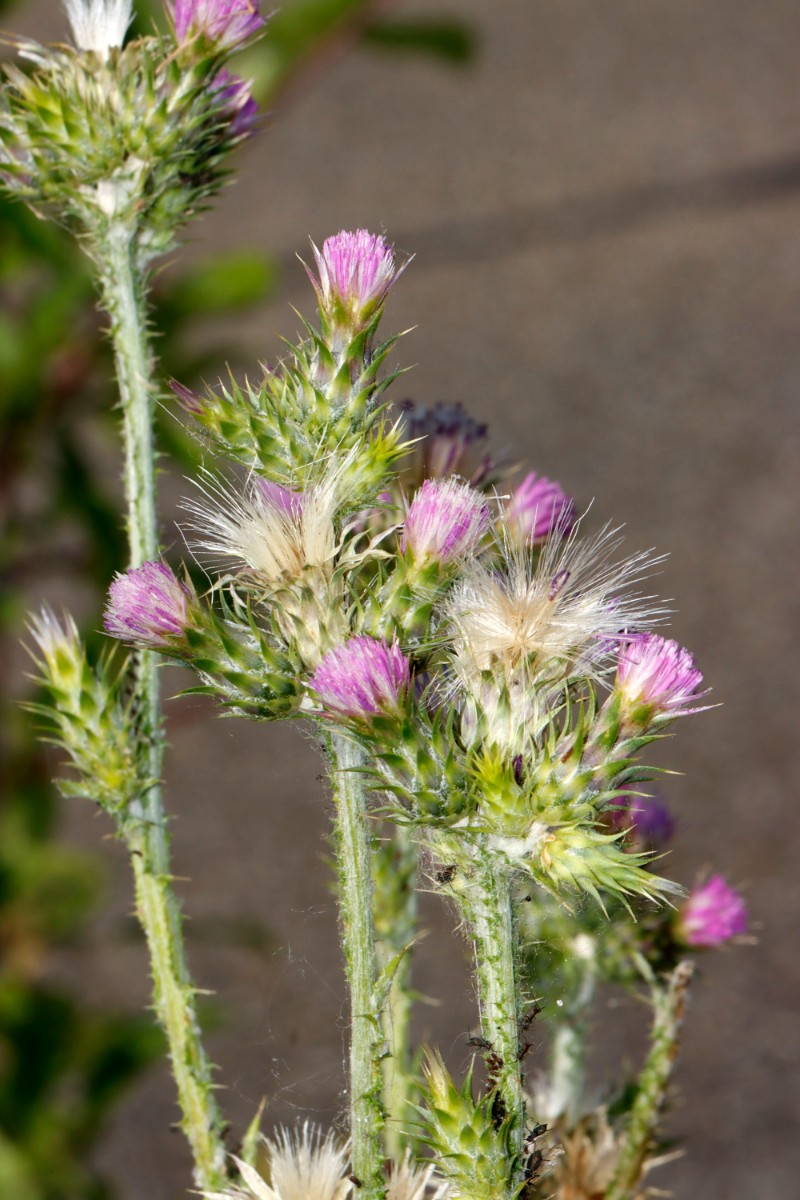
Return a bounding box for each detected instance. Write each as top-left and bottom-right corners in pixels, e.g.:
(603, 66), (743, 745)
(211, 70), (259, 137)
(252, 477), (305, 519)
(172, 0), (265, 50)
(506, 471), (574, 543)
(678, 875), (748, 947)
(616, 633), (705, 718)
(402, 478), (489, 565)
(608, 789), (675, 852)
(398, 400), (494, 487)
(169, 378), (205, 415)
(104, 562), (191, 648)
(310, 637), (410, 719)
(309, 230), (399, 327)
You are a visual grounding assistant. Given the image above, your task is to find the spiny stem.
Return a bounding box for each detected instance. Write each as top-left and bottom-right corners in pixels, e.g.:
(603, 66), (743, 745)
(374, 823), (418, 1160)
(462, 848), (525, 1173)
(328, 731), (386, 1199)
(605, 960), (695, 1200)
(95, 225), (228, 1192)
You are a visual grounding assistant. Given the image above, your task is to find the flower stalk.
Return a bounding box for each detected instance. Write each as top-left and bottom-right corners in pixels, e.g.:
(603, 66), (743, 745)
(95, 223), (228, 1191)
(327, 730), (386, 1198)
(605, 960), (695, 1200)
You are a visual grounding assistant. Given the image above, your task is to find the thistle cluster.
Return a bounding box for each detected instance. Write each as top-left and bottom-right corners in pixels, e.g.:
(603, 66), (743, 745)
(0, 0), (265, 260)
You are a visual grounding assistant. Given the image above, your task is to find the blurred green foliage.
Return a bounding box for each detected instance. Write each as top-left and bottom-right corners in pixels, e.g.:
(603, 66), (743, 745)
(0, 2), (475, 1196)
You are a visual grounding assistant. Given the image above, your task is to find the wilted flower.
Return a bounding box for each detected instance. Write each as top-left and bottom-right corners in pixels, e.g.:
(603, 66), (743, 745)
(172, 0), (266, 49)
(403, 479), (489, 565)
(204, 1123), (352, 1200)
(616, 633), (705, 719)
(104, 561), (192, 647)
(310, 636), (410, 719)
(397, 399), (495, 488)
(677, 875), (748, 947)
(506, 471), (574, 544)
(309, 229), (399, 329)
(63, 0), (132, 57)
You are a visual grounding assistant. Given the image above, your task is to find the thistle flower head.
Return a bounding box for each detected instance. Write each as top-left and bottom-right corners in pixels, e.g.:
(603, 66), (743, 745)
(403, 478), (489, 565)
(104, 561), (192, 647)
(63, 0), (132, 57)
(505, 471), (574, 544)
(27, 608), (81, 672)
(184, 473), (335, 590)
(616, 633), (705, 719)
(204, 1124), (352, 1200)
(447, 522), (666, 694)
(397, 399), (495, 488)
(172, 0), (266, 49)
(677, 875), (748, 947)
(309, 230), (399, 329)
(212, 70), (259, 138)
(608, 789), (675, 852)
(310, 636), (410, 719)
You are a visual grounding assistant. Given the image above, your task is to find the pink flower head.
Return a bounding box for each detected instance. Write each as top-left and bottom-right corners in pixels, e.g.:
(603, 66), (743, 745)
(616, 633), (705, 718)
(211, 70), (259, 137)
(506, 471), (574, 543)
(678, 875), (748, 947)
(402, 478), (489, 565)
(310, 637), (410, 719)
(104, 562), (191, 647)
(399, 399), (493, 486)
(608, 789), (675, 852)
(253, 477), (305, 519)
(309, 230), (399, 327)
(172, 0), (265, 50)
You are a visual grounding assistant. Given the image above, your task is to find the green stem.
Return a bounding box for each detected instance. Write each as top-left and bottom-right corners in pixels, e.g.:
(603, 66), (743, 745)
(605, 960), (694, 1200)
(545, 937), (596, 1123)
(374, 823), (418, 1160)
(328, 731), (386, 1199)
(95, 225), (228, 1191)
(462, 848), (525, 1168)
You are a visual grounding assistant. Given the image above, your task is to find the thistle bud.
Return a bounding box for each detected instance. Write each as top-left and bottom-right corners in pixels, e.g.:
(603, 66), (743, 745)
(615, 633), (705, 722)
(505, 471), (574, 544)
(607, 789), (675, 853)
(310, 636), (410, 720)
(172, 0), (266, 50)
(211, 70), (259, 138)
(676, 875), (748, 947)
(104, 561), (192, 648)
(403, 478), (489, 566)
(309, 229), (399, 333)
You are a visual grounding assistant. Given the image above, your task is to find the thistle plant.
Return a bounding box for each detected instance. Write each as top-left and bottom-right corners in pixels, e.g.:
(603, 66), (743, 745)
(8, 14), (747, 1190)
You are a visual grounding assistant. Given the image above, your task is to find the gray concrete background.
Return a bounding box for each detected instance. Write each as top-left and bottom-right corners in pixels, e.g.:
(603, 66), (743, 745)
(12, 0), (800, 1196)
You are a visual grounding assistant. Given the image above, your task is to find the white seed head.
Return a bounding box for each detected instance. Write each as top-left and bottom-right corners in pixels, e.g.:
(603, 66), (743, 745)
(63, 0), (133, 58)
(447, 520), (668, 693)
(184, 472), (338, 590)
(387, 1154), (450, 1200)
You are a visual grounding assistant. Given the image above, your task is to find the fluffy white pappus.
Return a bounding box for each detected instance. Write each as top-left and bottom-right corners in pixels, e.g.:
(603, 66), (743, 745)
(204, 1124), (352, 1200)
(446, 519), (669, 691)
(182, 471), (338, 589)
(63, 0), (133, 56)
(387, 1154), (451, 1200)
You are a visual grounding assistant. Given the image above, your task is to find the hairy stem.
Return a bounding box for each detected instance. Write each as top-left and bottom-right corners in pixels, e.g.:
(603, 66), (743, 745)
(328, 731), (386, 1199)
(462, 849), (525, 1170)
(545, 938), (596, 1123)
(95, 226), (228, 1191)
(374, 823), (418, 1160)
(605, 960), (695, 1200)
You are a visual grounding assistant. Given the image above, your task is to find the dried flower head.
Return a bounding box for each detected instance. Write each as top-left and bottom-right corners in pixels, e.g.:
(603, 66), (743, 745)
(184, 473), (335, 590)
(204, 1123), (352, 1200)
(677, 875), (748, 947)
(616, 633), (705, 719)
(309, 229), (399, 327)
(104, 561), (192, 647)
(506, 471), (574, 544)
(448, 522), (666, 694)
(172, 0), (266, 49)
(63, 0), (132, 57)
(403, 478), (489, 565)
(310, 636), (410, 719)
